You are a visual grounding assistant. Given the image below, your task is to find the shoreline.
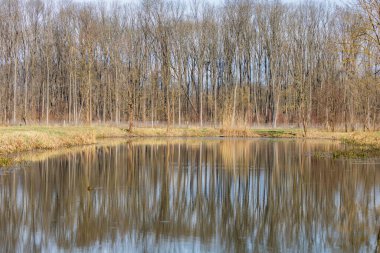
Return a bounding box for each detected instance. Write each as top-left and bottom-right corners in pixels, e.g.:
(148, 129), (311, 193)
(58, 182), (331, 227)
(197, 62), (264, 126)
(0, 125), (379, 166)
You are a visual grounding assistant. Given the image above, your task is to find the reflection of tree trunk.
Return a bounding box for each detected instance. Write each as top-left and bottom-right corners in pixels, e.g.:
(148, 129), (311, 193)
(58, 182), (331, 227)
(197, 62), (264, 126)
(376, 228), (380, 253)
(159, 143), (170, 222)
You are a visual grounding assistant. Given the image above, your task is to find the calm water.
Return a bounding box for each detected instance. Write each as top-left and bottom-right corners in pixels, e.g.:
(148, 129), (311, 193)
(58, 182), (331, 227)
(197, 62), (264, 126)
(0, 138), (380, 253)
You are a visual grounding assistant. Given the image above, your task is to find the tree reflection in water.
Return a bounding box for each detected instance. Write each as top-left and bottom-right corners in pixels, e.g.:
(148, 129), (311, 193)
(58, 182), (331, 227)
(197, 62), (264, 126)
(0, 138), (379, 252)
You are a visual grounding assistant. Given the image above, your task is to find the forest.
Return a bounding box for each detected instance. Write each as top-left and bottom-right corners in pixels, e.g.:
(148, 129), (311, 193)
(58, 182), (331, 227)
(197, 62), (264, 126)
(0, 0), (379, 131)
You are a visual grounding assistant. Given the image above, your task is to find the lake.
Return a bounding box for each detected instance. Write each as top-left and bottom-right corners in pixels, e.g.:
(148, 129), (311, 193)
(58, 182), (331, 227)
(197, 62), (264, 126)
(0, 138), (379, 253)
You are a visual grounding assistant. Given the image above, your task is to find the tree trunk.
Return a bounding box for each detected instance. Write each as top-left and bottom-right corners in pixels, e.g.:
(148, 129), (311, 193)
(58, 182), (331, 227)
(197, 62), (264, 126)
(13, 54), (17, 125)
(232, 84), (238, 127)
(46, 56), (49, 125)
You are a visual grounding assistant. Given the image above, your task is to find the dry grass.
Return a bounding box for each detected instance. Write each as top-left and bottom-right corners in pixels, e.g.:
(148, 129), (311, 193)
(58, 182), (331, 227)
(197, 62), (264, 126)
(128, 127), (380, 158)
(0, 125), (127, 156)
(14, 138), (129, 163)
(128, 127), (379, 145)
(131, 127), (305, 137)
(129, 127), (221, 137)
(303, 130), (380, 146)
(128, 127), (299, 138)
(0, 125), (379, 166)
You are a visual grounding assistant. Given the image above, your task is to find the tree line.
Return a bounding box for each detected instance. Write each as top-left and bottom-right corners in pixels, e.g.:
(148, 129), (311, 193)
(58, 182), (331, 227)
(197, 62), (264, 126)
(0, 0), (379, 132)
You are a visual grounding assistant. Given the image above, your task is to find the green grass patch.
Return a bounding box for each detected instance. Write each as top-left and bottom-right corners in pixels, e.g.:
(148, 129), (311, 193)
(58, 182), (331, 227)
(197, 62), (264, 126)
(253, 129), (297, 138)
(332, 145), (380, 159)
(332, 138), (380, 159)
(0, 157), (12, 167)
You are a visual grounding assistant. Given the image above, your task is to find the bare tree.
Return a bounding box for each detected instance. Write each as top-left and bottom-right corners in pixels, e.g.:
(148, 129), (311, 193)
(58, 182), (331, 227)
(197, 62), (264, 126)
(0, 0), (377, 130)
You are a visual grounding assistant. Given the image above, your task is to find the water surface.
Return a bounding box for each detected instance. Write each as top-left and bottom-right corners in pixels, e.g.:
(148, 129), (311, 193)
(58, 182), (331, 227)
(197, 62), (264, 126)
(0, 138), (379, 252)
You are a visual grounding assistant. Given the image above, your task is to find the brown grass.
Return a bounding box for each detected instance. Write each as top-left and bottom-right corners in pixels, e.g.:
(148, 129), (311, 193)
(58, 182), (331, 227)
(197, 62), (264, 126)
(0, 125), (127, 156)
(304, 130), (380, 147)
(128, 127), (380, 158)
(122, 126), (380, 147)
(127, 127), (299, 138)
(14, 138), (129, 163)
(0, 125), (379, 166)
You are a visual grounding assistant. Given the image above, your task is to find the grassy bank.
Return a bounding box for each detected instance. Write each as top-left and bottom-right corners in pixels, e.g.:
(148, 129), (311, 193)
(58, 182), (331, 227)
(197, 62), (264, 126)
(128, 127), (299, 138)
(0, 126), (379, 166)
(129, 127), (379, 144)
(129, 127), (380, 158)
(0, 126), (127, 166)
(305, 130), (380, 158)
